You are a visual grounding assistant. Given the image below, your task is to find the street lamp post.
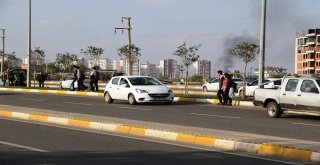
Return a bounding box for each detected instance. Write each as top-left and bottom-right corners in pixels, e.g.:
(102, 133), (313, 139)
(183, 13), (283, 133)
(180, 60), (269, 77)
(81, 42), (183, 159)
(0, 29), (5, 75)
(115, 17), (132, 75)
(27, 0), (32, 87)
(258, 0), (267, 88)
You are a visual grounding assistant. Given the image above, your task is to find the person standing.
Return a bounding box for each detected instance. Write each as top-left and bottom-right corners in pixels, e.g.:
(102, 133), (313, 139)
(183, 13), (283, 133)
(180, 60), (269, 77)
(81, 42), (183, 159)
(37, 71), (46, 88)
(221, 73), (230, 105)
(89, 66), (99, 92)
(216, 70), (224, 105)
(72, 65), (86, 91)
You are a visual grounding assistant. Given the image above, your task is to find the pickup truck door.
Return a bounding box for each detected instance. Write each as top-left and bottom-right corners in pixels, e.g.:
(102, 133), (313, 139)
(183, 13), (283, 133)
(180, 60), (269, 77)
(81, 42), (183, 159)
(295, 79), (320, 111)
(280, 79), (299, 109)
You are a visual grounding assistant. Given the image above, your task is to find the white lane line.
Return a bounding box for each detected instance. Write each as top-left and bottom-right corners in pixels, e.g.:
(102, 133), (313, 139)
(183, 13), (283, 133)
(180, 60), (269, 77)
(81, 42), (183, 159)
(190, 113), (241, 119)
(0, 140), (49, 153)
(20, 98), (44, 102)
(118, 107), (153, 111)
(291, 122), (320, 127)
(63, 102), (93, 106)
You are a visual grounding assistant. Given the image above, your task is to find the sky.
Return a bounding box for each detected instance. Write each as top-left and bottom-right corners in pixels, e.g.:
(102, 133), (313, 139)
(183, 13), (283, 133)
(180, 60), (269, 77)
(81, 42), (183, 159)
(1, 0), (320, 75)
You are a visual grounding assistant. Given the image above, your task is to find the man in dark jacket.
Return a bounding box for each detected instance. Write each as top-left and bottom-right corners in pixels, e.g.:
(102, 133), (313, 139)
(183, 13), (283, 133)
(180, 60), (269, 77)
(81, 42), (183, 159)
(217, 70), (224, 104)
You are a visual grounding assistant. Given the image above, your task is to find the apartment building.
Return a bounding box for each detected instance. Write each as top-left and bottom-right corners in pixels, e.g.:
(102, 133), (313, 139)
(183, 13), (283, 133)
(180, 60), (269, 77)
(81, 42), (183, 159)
(193, 60), (211, 79)
(140, 62), (159, 77)
(159, 59), (180, 80)
(295, 29), (320, 75)
(113, 58), (126, 73)
(88, 58), (112, 70)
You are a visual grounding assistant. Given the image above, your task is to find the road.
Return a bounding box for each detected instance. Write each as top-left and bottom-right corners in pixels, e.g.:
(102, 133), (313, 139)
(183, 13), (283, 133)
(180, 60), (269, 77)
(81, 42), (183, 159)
(0, 118), (307, 165)
(0, 91), (319, 141)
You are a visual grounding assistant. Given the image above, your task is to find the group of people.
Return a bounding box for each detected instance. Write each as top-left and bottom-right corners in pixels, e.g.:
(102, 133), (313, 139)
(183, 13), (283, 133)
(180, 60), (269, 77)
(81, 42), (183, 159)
(216, 70), (236, 105)
(1, 70), (26, 86)
(71, 65), (100, 92)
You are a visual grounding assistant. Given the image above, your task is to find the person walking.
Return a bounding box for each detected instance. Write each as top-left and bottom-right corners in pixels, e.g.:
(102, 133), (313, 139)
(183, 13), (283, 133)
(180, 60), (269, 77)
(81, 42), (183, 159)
(89, 66), (99, 92)
(223, 73), (235, 105)
(221, 73), (231, 105)
(216, 70), (224, 105)
(72, 65), (86, 91)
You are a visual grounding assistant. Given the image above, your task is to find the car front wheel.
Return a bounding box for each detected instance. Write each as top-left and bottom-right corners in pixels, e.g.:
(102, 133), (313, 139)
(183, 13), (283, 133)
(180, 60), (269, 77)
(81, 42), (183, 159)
(128, 94), (137, 105)
(104, 92), (113, 103)
(266, 101), (282, 118)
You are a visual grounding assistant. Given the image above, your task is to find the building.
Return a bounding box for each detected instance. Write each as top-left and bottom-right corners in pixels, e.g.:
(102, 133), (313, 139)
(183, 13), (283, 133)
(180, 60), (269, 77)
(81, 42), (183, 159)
(78, 58), (88, 67)
(254, 66), (287, 78)
(140, 62), (159, 77)
(113, 58), (126, 73)
(193, 60), (211, 79)
(22, 57), (45, 65)
(295, 29), (320, 75)
(125, 59), (140, 76)
(159, 59), (180, 80)
(88, 58), (112, 70)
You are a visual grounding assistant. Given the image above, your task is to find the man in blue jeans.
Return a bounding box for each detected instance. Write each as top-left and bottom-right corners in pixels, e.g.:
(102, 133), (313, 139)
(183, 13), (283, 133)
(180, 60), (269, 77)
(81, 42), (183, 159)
(216, 70), (224, 104)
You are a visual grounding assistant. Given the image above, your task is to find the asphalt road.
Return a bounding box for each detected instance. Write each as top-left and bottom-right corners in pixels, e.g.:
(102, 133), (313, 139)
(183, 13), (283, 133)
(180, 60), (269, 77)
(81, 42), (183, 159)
(0, 118), (306, 165)
(0, 91), (319, 141)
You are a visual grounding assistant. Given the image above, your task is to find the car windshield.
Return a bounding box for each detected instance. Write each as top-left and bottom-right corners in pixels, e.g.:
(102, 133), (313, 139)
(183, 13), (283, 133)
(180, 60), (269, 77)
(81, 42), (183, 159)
(128, 77), (163, 86)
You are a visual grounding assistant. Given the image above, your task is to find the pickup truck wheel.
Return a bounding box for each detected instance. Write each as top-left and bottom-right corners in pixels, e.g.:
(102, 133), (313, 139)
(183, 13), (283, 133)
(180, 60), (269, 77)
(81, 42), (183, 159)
(266, 101), (282, 118)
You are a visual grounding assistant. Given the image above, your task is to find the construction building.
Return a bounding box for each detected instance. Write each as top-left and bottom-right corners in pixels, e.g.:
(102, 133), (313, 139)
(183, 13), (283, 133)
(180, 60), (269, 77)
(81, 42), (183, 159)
(295, 29), (320, 75)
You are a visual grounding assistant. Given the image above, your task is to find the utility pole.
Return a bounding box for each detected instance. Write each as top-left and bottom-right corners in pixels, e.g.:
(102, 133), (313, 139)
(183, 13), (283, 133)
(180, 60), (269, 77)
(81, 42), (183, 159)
(27, 0), (32, 87)
(115, 17), (132, 75)
(258, 0), (266, 88)
(0, 29), (5, 75)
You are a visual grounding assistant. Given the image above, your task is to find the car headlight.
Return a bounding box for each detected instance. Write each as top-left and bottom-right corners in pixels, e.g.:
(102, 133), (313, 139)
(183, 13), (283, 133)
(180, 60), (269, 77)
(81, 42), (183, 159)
(135, 88), (148, 94)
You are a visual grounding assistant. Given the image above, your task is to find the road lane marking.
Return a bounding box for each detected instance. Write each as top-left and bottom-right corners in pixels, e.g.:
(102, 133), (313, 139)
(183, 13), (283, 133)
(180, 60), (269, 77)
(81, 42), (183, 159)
(20, 98), (44, 102)
(190, 113), (241, 119)
(118, 107), (153, 111)
(63, 102), (93, 106)
(291, 123), (320, 127)
(0, 140), (49, 153)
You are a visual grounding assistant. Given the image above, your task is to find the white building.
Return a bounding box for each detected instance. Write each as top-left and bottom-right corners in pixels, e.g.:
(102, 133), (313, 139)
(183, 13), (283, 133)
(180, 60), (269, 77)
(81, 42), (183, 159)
(78, 58), (88, 67)
(23, 57), (45, 65)
(88, 58), (112, 70)
(193, 60), (211, 79)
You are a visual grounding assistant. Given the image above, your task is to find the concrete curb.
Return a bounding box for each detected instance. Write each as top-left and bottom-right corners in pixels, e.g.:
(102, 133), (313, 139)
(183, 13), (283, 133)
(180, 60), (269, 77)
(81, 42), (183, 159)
(0, 109), (318, 163)
(0, 87), (254, 107)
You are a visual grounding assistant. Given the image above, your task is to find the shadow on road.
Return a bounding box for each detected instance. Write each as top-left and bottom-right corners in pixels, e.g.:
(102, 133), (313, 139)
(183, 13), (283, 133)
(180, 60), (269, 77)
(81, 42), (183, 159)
(0, 150), (275, 165)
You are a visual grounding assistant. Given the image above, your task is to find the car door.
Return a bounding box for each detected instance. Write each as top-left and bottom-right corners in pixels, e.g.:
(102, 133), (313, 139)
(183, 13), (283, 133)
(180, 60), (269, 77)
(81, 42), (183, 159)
(108, 77), (120, 99)
(118, 78), (131, 100)
(280, 79), (299, 109)
(295, 79), (320, 111)
(207, 79), (219, 91)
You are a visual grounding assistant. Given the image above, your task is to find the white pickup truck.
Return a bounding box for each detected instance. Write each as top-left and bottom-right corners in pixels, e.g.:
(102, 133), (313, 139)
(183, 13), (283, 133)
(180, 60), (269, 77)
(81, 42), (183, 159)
(254, 75), (320, 118)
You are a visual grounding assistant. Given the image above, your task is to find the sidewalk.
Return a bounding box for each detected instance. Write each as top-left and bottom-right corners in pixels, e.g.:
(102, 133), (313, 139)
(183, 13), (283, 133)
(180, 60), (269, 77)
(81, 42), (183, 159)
(0, 105), (319, 163)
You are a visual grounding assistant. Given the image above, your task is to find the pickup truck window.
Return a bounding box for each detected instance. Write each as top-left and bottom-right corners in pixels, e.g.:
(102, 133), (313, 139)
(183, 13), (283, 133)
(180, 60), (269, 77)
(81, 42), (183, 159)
(301, 80), (319, 94)
(285, 79), (299, 92)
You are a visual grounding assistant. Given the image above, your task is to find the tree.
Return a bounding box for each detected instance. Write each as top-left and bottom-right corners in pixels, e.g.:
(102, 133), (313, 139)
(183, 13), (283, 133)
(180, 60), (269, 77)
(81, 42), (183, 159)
(117, 44), (141, 75)
(4, 52), (17, 69)
(55, 52), (78, 78)
(173, 42), (201, 96)
(81, 46), (104, 69)
(31, 47), (46, 87)
(229, 42), (259, 98)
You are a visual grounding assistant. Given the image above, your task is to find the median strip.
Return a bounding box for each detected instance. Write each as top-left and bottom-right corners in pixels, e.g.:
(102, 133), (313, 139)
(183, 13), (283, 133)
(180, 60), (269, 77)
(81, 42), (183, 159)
(0, 108), (318, 163)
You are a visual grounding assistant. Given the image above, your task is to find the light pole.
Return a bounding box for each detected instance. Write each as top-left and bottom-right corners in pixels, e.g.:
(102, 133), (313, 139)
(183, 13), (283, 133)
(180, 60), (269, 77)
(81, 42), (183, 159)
(27, 0), (32, 87)
(258, 0), (267, 88)
(115, 17), (132, 75)
(0, 29), (5, 75)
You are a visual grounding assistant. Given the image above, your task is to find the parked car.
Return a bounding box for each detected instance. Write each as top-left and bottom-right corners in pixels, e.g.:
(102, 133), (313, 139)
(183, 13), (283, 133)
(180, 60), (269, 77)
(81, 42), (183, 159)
(104, 76), (174, 105)
(254, 75), (320, 118)
(60, 76), (89, 91)
(238, 78), (281, 97)
(202, 78), (243, 92)
(202, 79), (220, 92)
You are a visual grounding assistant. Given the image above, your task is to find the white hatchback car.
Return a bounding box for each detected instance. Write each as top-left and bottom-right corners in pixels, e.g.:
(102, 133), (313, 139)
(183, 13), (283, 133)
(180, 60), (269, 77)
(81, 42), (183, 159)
(104, 76), (174, 105)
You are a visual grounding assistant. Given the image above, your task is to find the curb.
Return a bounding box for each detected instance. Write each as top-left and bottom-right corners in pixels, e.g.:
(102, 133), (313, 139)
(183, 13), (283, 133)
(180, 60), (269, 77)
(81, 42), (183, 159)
(0, 109), (318, 163)
(0, 87), (254, 107)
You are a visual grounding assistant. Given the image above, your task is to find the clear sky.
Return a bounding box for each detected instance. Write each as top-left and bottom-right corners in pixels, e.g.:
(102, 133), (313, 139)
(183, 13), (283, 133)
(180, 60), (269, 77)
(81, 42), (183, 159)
(1, 0), (320, 74)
